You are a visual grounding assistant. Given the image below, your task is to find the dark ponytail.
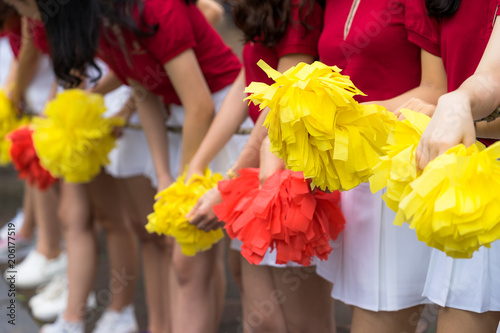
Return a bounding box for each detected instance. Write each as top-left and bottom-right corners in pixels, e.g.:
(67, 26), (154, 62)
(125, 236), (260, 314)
(36, 0), (101, 87)
(425, 0), (461, 18)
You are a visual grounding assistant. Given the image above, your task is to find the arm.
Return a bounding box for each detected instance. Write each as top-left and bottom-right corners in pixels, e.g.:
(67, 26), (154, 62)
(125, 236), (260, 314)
(196, 0), (224, 27)
(187, 69), (248, 174)
(90, 71), (123, 95)
(164, 48), (215, 178)
(188, 53), (313, 230)
(375, 50), (447, 113)
(130, 81), (173, 192)
(475, 118), (500, 139)
(9, 17), (42, 109)
(416, 22), (500, 169)
(231, 53), (315, 173)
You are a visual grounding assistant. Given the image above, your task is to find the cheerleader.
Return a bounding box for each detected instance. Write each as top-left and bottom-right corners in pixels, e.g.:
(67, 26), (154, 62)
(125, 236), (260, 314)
(396, 1), (500, 331)
(6, 0), (245, 332)
(314, 0), (451, 332)
(187, 1), (336, 332)
(0, 4), (66, 290)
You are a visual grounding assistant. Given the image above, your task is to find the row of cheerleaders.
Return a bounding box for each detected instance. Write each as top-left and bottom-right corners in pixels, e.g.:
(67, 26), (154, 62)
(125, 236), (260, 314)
(2, 60), (499, 265)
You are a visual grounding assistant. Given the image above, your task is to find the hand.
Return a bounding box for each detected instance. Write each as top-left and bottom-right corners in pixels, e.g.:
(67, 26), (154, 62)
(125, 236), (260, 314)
(416, 92), (476, 170)
(187, 187), (224, 232)
(258, 136), (285, 186)
(395, 97), (436, 119)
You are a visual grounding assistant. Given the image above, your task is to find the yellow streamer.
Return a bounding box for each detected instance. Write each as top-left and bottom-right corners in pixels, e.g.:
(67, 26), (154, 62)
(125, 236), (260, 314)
(32, 89), (123, 183)
(397, 141), (500, 258)
(0, 90), (29, 166)
(245, 60), (396, 191)
(146, 169), (224, 256)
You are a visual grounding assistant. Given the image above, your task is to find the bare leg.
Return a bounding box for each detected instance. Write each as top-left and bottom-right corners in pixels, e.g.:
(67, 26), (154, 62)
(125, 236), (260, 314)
(118, 176), (172, 333)
(171, 242), (222, 333)
(18, 182), (35, 239)
(437, 308), (500, 333)
(271, 266), (335, 333)
(351, 305), (425, 333)
(87, 172), (138, 312)
(59, 182), (97, 322)
(32, 184), (61, 259)
(240, 260), (287, 333)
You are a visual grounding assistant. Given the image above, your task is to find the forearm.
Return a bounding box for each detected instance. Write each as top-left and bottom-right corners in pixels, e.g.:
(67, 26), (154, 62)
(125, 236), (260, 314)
(375, 82), (446, 112)
(131, 83), (172, 184)
(12, 18), (42, 101)
(229, 108), (269, 172)
(4, 59), (18, 91)
(453, 72), (500, 121)
(90, 71), (123, 95)
(189, 71), (248, 171)
(475, 117), (500, 139)
(181, 104), (214, 172)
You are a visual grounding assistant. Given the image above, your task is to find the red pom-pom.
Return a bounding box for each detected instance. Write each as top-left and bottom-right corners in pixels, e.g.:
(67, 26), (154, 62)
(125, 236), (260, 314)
(7, 126), (57, 190)
(214, 168), (345, 266)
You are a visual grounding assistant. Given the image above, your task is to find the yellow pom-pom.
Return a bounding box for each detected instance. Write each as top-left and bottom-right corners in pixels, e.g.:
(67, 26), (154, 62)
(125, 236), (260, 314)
(32, 89), (123, 183)
(245, 60), (397, 191)
(397, 141), (500, 258)
(0, 90), (29, 166)
(145, 169), (224, 256)
(369, 109), (430, 211)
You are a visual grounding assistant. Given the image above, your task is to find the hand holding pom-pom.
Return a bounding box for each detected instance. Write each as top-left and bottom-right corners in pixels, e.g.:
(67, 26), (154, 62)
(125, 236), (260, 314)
(398, 141), (500, 258)
(214, 168), (345, 266)
(146, 169), (224, 256)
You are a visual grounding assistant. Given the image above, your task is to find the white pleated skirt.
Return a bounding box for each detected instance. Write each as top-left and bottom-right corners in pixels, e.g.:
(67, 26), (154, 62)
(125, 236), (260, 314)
(0, 38), (13, 87)
(318, 183), (432, 311)
(423, 240), (500, 313)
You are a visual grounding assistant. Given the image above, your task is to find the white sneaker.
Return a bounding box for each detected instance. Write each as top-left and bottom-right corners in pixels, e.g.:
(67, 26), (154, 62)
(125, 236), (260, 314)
(40, 315), (84, 333)
(0, 234), (35, 263)
(92, 304), (138, 333)
(0, 209), (24, 240)
(4, 250), (67, 289)
(30, 273), (97, 322)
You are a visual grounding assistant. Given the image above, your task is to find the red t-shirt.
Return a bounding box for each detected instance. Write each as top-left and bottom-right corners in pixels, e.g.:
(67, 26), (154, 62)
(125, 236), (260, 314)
(318, 0), (422, 102)
(244, 0), (324, 123)
(98, 0), (241, 105)
(408, 0), (500, 145)
(5, 17), (48, 57)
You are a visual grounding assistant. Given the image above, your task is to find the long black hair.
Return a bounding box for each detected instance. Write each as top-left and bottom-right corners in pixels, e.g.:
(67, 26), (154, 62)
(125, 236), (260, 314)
(425, 0), (461, 17)
(36, 0), (196, 87)
(0, 1), (19, 31)
(232, 0), (320, 48)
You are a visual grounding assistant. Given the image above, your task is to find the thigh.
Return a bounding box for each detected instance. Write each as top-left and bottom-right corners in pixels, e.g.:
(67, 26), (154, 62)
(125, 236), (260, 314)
(271, 266), (334, 333)
(437, 308), (500, 333)
(351, 305), (424, 333)
(240, 260), (287, 333)
(59, 182), (92, 232)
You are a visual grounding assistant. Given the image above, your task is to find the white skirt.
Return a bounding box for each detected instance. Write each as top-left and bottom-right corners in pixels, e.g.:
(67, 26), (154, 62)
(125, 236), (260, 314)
(102, 85), (152, 179)
(24, 55), (54, 115)
(0, 38), (14, 87)
(322, 183), (432, 311)
(423, 241), (500, 313)
(145, 85), (253, 186)
(229, 238), (303, 268)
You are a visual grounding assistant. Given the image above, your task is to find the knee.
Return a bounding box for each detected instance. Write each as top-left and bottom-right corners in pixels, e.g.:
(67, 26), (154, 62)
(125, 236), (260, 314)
(58, 205), (91, 234)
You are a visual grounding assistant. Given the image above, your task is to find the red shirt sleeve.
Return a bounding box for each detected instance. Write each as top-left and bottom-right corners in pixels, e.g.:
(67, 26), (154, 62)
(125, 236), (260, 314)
(405, 0), (441, 57)
(140, 0), (197, 65)
(276, 0), (324, 59)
